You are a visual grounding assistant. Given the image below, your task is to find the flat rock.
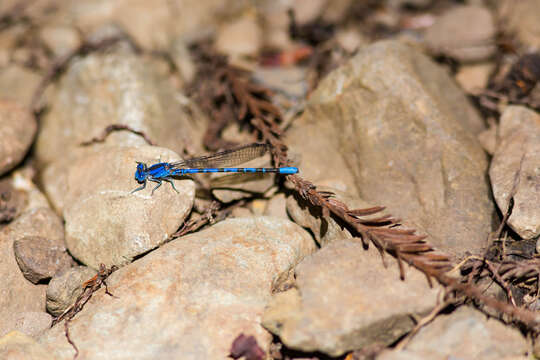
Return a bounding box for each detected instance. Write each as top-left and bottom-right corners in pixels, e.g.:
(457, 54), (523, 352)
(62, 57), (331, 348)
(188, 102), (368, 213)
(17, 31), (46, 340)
(262, 239), (440, 356)
(216, 13), (262, 59)
(35, 46), (207, 168)
(38, 25), (81, 59)
(0, 331), (55, 360)
(39, 217), (316, 360)
(424, 5), (496, 62)
(378, 307), (528, 360)
(0, 207), (59, 337)
(60, 146), (195, 268)
(498, 0), (540, 49)
(0, 65), (42, 106)
(489, 106), (540, 239)
(287, 40), (492, 260)
(41, 0), (251, 50)
(46, 266), (97, 317)
(14, 235), (73, 284)
(8, 312), (52, 338)
(455, 63), (495, 95)
(0, 100), (37, 176)
(0, 177), (27, 224)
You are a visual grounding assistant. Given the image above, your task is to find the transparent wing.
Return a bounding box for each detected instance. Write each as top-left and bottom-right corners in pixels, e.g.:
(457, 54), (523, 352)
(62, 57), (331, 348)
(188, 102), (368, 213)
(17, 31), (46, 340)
(170, 143), (270, 169)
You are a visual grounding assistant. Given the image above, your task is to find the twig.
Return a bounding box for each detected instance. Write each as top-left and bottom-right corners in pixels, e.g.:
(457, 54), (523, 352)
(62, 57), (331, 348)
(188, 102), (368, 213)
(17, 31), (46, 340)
(394, 297), (457, 351)
(53, 264), (117, 359)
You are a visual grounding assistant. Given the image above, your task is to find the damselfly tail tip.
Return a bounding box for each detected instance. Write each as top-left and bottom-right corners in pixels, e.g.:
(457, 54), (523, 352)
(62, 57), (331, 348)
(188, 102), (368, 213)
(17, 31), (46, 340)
(279, 167), (298, 174)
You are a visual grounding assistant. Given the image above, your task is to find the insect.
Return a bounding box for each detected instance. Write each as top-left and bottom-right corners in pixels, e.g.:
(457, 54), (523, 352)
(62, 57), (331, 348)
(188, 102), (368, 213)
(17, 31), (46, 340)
(132, 143), (298, 195)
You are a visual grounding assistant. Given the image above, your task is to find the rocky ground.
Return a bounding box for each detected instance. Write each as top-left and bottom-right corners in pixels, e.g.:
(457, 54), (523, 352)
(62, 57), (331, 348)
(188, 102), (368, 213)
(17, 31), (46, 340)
(0, 1), (539, 359)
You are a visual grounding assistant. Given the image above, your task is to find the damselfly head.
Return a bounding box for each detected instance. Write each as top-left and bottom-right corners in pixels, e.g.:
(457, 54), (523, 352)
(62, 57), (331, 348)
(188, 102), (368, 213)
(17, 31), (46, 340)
(134, 162), (147, 182)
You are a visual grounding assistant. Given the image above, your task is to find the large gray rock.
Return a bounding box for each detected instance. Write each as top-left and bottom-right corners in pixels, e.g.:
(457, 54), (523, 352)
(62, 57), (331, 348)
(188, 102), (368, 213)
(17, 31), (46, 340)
(46, 266), (97, 317)
(39, 217), (316, 360)
(57, 146), (195, 269)
(424, 5), (496, 62)
(498, 0), (540, 49)
(35, 46), (207, 169)
(30, 0), (251, 50)
(263, 240), (440, 356)
(287, 40), (492, 260)
(378, 306), (528, 360)
(0, 208), (57, 337)
(0, 100), (36, 176)
(0, 65), (42, 106)
(0, 171), (61, 339)
(490, 106), (540, 239)
(0, 331), (55, 360)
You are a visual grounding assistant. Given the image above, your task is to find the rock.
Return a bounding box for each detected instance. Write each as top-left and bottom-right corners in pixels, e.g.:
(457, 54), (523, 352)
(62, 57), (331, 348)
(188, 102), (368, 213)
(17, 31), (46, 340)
(286, 186), (373, 246)
(41, 0), (251, 50)
(10, 168), (52, 213)
(0, 209), (55, 337)
(211, 155), (276, 203)
(288, 40), (492, 260)
(455, 63), (495, 95)
(252, 66), (308, 99)
(8, 312), (52, 338)
(169, 38), (197, 85)
(263, 193), (288, 219)
(378, 307), (528, 359)
(215, 13), (262, 59)
(0, 24), (25, 67)
(0, 65), (42, 106)
(424, 5), (496, 62)
(13, 236), (73, 284)
(46, 266), (97, 317)
(59, 146), (195, 268)
(0, 331), (55, 360)
(38, 25), (81, 59)
(498, 0), (540, 49)
(262, 240), (440, 356)
(478, 121), (498, 155)
(290, 0), (326, 24)
(35, 46), (207, 168)
(0, 100), (37, 176)
(39, 217), (316, 360)
(0, 178), (27, 224)
(489, 106), (540, 239)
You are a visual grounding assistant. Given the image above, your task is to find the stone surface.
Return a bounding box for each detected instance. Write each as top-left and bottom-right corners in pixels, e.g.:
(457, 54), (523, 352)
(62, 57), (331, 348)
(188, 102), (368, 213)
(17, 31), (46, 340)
(38, 25), (81, 59)
(0, 331), (55, 360)
(39, 217), (316, 360)
(424, 5), (496, 62)
(263, 193), (288, 219)
(498, 0), (540, 49)
(287, 40), (492, 260)
(210, 155), (277, 203)
(0, 65), (42, 106)
(57, 146), (195, 269)
(13, 235), (73, 284)
(35, 46), (207, 168)
(0, 100), (37, 176)
(378, 307), (528, 360)
(37, 0), (251, 50)
(8, 312), (52, 338)
(252, 66), (308, 100)
(489, 106), (540, 239)
(455, 63), (494, 95)
(263, 240), (440, 356)
(215, 13), (262, 59)
(0, 207), (57, 337)
(46, 266), (97, 317)
(0, 177), (28, 224)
